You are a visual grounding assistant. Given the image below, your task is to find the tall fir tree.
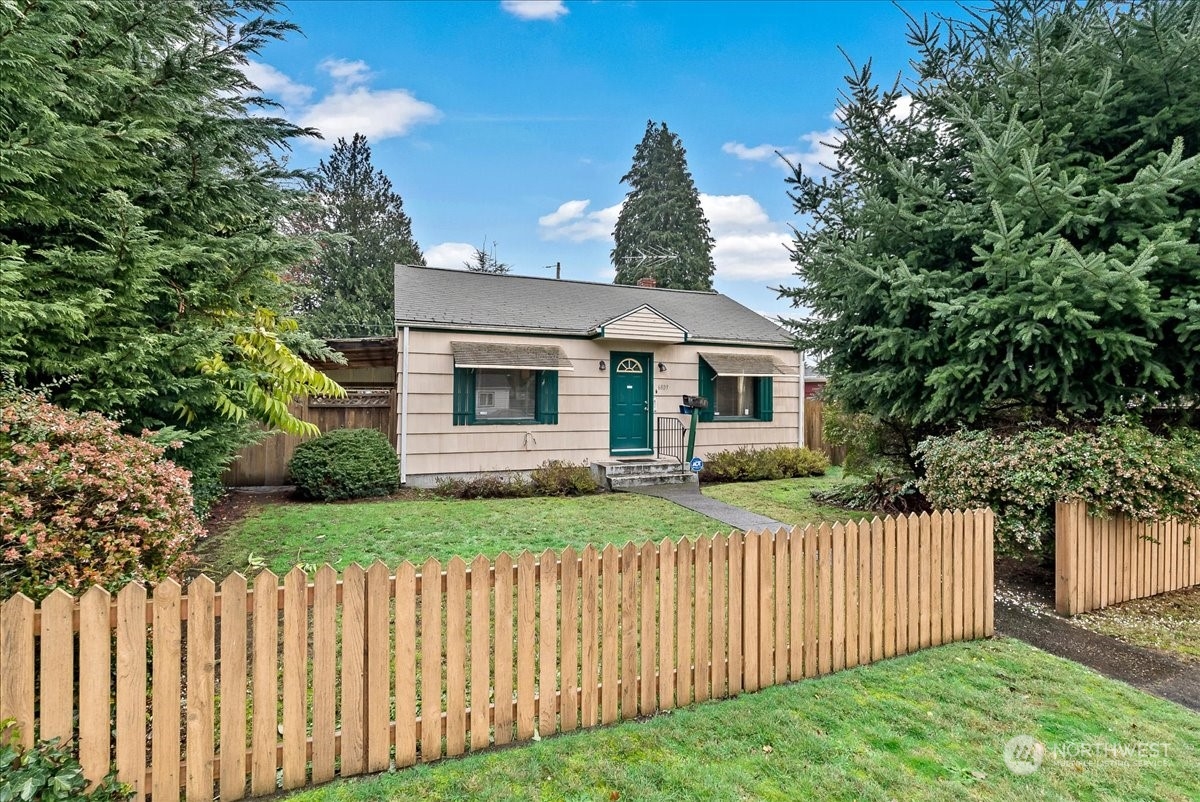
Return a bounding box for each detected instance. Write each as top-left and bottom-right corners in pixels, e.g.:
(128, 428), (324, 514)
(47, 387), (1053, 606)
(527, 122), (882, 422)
(291, 133), (424, 337)
(612, 121), (716, 290)
(0, 0), (342, 509)
(782, 0), (1200, 431)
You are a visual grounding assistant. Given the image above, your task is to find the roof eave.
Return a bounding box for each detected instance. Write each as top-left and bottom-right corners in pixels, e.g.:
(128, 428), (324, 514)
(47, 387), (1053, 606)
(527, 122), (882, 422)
(395, 320), (590, 337)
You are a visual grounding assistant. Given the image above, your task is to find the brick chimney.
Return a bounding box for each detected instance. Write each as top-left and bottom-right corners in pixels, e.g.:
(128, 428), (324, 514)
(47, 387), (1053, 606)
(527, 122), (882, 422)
(636, 276), (657, 288)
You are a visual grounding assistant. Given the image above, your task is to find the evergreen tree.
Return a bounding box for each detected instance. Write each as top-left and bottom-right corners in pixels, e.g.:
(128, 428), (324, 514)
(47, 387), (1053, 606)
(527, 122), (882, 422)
(781, 0), (1200, 430)
(612, 121), (715, 290)
(291, 133), (424, 337)
(0, 0), (341, 509)
(464, 242), (510, 274)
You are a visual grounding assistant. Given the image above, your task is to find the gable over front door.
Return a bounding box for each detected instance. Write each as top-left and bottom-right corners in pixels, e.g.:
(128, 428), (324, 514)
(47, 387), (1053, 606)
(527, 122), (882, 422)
(609, 351), (652, 455)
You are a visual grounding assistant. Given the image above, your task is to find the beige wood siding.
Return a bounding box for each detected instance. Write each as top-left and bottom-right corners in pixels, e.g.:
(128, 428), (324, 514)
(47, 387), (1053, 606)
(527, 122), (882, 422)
(599, 307), (687, 343)
(400, 331), (801, 483)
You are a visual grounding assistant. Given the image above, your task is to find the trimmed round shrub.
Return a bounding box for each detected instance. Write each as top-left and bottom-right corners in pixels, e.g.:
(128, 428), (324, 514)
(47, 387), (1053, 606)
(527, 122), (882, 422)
(699, 446), (829, 483)
(0, 392), (202, 600)
(917, 419), (1200, 558)
(288, 428), (399, 501)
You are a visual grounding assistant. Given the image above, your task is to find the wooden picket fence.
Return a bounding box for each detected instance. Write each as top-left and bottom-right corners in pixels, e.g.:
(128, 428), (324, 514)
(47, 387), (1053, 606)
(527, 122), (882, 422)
(0, 509), (994, 801)
(1055, 501), (1199, 615)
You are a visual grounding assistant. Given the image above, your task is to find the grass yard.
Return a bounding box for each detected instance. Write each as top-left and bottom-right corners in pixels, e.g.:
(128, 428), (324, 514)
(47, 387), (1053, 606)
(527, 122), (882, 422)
(199, 493), (727, 577)
(199, 475), (859, 577)
(1074, 585), (1200, 663)
(702, 471), (869, 526)
(285, 638), (1200, 802)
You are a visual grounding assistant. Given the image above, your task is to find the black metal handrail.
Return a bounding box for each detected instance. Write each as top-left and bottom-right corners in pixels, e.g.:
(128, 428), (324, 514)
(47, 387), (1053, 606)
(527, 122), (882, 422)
(656, 416), (685, 465)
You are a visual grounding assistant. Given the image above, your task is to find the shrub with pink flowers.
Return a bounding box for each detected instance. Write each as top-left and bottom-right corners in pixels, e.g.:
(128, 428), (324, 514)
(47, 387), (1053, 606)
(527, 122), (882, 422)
(0, 392), (203, 599)
(917, 419), (1200, 558)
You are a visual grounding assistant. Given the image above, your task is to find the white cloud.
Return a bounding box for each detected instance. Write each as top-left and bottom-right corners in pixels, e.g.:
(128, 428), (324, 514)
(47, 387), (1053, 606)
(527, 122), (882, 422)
(724, 95), (912, 176)
(299, 87), (441, 143)
(722, 130), (836, 174)
(244, 59), (441, 145)
(242, 61), (313, 106)
(536, 193), (794, 281)
(319, 57), (371, 88)
(424, 242), (479, 269)
(501, 0), (568, 20)
(537, 199), (623, 242)
(720, 142), (801, 171)
(699, 193), (772, 234)
(699, 194), (793, 280)
(538, 199), (591, 228)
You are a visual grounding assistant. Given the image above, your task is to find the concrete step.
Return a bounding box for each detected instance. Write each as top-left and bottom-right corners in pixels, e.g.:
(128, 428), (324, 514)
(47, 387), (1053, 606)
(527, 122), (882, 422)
(608, 472), (696, 490)
(599, 461), (686, 477)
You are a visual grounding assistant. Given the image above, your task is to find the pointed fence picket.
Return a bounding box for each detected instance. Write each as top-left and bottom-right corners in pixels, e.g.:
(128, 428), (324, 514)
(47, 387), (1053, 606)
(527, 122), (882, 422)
(0, 509), (993, 802)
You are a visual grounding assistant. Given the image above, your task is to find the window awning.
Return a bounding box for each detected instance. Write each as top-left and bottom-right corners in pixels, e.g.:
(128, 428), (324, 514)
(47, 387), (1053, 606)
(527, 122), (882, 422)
(451, 341), (575, 371)
(699, 352), (785, 377)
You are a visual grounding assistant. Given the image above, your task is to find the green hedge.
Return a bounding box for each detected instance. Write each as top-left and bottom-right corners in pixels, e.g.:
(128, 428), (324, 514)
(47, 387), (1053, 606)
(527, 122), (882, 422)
(917, 419), (1200, 557)
(288, 428), (399, 501)
(699, 446), (829, 483)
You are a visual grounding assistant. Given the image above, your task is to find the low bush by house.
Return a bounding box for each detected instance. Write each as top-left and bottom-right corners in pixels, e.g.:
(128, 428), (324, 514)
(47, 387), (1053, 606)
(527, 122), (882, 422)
(435, 461), (599, 499)
(530, 460), (600, 496)
(0, 391), (202, 600)
(699, 446), (828, 483)
(917, 419), (1200, 557)
(434, 474), (534, 499)
(288, 428), (399, 501)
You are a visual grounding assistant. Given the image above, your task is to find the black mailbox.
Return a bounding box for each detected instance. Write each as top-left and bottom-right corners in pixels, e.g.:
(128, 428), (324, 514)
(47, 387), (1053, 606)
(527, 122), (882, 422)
(682, 394), (709, 410)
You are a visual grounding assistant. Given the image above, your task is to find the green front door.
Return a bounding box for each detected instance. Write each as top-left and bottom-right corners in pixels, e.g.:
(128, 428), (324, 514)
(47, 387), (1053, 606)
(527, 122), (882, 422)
(609, 351), (652, 454)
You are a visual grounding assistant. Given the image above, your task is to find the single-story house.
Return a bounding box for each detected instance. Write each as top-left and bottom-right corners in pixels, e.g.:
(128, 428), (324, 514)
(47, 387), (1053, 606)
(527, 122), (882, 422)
(393, 265), (810, 487)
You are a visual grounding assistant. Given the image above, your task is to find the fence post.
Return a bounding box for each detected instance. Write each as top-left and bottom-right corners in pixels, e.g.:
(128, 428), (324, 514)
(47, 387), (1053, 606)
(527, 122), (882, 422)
(1055, 501), (1078, 615)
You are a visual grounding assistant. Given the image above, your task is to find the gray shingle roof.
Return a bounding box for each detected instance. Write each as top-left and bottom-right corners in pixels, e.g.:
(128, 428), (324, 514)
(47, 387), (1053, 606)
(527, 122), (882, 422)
(394, 265), (793, 347)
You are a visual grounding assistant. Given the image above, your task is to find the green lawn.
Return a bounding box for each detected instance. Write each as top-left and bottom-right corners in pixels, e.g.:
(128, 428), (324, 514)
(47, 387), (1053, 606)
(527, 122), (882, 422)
(201, 474), (862, 577)
(285, 638), (1200, 802)
(702, 472), (869, 526)
(200, 493), (730, 577)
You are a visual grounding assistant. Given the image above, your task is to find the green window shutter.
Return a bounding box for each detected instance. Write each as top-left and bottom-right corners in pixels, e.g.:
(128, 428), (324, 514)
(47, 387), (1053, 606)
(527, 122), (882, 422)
(536, 370), (559, 424)
(453, 367), (474, 425)
(756, 376), (774, 422)
(698, 358), (715, 422)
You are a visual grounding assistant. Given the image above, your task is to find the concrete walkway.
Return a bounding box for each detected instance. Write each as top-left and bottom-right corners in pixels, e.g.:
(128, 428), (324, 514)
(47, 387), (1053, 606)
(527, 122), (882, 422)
(627, 482), (791, 532)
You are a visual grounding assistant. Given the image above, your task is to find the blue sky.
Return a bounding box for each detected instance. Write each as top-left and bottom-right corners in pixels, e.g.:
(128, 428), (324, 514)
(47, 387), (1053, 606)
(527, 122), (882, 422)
(249, 0), (956, 320)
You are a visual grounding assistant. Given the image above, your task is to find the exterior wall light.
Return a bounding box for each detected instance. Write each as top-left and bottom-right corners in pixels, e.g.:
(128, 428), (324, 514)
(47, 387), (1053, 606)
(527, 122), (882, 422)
(658, 362), (667, 373)
(599, 360), (606, 371)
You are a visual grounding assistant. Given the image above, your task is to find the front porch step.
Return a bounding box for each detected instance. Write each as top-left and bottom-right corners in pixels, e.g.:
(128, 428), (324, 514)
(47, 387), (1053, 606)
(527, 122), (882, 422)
(608, 471), (697, 490)
(592, 459), (697, 490)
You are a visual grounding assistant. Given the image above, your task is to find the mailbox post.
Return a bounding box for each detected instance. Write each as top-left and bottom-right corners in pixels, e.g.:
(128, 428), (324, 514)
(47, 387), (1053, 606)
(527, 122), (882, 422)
(680, 395), (708, 463)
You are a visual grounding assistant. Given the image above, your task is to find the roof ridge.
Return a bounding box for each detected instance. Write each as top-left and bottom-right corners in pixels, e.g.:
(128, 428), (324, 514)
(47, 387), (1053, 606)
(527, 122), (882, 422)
(398, 263), (721, 296)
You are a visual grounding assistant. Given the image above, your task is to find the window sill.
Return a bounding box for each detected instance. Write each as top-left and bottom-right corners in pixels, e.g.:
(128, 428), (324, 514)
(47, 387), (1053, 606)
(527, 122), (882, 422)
(469, 418), (543, 426)
(708, 416), (766, 423)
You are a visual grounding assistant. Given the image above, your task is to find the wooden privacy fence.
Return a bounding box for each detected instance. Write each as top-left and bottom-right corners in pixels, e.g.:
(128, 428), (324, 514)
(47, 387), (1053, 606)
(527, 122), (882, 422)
(0, 510), (993, 802)
(222, 391), (395, 486)
(804, 399), (845, 466)
(1055, 501), (1199, 616)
